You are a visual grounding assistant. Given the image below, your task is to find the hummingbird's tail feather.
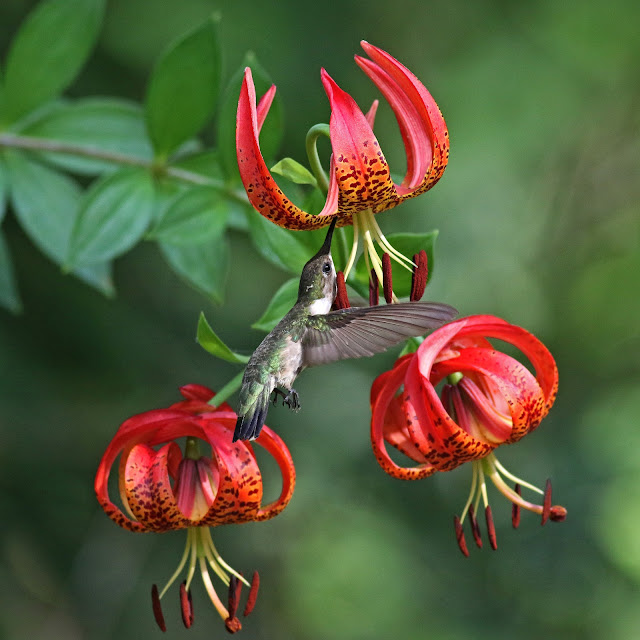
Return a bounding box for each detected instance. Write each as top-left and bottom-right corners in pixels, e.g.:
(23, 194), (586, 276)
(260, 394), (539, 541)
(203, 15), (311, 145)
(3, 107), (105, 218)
(232, 385), (272, 442)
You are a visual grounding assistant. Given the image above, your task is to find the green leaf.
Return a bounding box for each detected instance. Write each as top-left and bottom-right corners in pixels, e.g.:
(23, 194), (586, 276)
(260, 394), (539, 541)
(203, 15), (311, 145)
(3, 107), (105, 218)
(271, 158), (318, 187)
(24, 98), (153, 175)
(218, 53), (283, 180)
(252, 277), (298, 332)
(353, 231), (438, 299)
(145, 16), (222, 158)
(0, 231), (22, 313)
(67, 168), (154, 267)
(159, 232), (229, 303)
(247, 209), (326, 274)
(150, 186), (229, 245)
(5, 151), (112, 294)
(398, 337), (423, 357)
(2, 0), (104, 123)
(196, 312), (249, 363)
(172, 149), (225, 180)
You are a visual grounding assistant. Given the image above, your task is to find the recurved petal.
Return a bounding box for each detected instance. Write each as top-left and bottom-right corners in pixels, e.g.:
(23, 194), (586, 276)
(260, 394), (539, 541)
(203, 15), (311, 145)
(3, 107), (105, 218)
(370, 356), (436, 480)
(236, 67), (331, 230)
(321, 69), (400, 216)
(254, 426), (296, 521)
(124, 442), (190, 531)
(357, 42), (449, 198)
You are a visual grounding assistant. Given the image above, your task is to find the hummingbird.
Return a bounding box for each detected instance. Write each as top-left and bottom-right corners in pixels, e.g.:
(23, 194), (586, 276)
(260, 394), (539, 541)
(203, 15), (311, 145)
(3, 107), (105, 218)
(232, 218), (457, 442)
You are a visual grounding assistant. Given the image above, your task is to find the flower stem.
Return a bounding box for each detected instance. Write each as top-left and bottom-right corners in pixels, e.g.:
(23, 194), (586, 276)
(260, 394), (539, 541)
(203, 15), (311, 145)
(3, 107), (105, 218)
(208, 370), (245, 408)
(305, 124), (330, 193)
(0, 133), (250, 205)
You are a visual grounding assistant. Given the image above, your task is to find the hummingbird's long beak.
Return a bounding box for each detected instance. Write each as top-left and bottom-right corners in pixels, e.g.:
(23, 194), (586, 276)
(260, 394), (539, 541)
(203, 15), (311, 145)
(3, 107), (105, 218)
(314, 218), (337, 258)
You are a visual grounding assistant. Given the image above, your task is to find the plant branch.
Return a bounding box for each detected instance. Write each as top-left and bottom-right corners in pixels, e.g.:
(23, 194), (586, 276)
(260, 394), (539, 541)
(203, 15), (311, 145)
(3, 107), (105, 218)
(0, 133), (249, 205)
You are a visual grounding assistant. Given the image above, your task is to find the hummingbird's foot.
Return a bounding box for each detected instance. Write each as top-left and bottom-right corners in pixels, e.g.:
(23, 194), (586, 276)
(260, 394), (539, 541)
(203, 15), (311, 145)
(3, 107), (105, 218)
(272, 388), (287, 405)
(283, 389), (301, 412)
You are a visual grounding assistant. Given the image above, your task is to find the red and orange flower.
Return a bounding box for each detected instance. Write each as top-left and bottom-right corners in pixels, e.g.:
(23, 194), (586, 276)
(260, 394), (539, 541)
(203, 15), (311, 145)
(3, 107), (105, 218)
(95, 384), (295, 632)
(237, 41), (449, 294)
(370, 315), (566, 554)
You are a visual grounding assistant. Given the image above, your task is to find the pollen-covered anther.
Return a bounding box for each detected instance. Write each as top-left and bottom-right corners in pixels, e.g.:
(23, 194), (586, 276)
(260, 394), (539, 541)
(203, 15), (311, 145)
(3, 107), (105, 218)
(410, 250), (428, 302)
(468, 503), (483, 548)
(151, 584), (167, 632)
(225, 616), (242, 634)
(454, 515), (470, 557)
(550, 505), (567, 522)
(333, 271), (351, 309)
(369, 268), (379, 306)
(512, 483), (521, 529)
(382, 253), (393, 303)
(541, 478), (552, 525)
(485, 505), (498, 550)
(180, 581), (194, 629)
(243, 571), (260, 617)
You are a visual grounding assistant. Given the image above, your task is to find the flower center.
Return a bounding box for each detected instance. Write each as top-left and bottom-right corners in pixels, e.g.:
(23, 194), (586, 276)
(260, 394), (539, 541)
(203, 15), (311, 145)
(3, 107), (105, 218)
(343, 208), (415, 302)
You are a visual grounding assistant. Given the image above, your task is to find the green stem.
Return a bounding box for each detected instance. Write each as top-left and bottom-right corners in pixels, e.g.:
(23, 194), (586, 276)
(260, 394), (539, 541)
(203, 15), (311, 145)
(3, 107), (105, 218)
(305, 123), (330, 194)
(208, 370), (245, 408)
(0, 133), (249, 206)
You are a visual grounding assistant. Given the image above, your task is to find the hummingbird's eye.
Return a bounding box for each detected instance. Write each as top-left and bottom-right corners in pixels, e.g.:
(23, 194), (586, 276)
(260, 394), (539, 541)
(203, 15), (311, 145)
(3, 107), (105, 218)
(322, 262), (332, 275)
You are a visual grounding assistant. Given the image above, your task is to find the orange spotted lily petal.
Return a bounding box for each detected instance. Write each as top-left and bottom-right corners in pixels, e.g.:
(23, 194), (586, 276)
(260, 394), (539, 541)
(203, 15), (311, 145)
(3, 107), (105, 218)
(370, 315), (566, 553)
(95, 384), (295, 633)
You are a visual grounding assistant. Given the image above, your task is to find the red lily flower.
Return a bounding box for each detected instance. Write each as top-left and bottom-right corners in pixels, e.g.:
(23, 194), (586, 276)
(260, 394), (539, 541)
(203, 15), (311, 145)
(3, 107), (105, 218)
(236, 41), (449, 294)
(95, 384), (295, 632)
(370, 315), (566, 554)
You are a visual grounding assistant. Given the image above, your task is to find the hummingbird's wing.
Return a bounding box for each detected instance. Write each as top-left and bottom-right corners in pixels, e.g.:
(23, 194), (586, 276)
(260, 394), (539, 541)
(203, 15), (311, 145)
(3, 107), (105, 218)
(301, 301), (457, 367)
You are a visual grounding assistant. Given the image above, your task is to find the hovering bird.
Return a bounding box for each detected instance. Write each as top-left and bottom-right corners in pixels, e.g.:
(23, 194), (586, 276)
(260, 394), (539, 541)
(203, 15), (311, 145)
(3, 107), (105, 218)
(233, 219), (457, 441)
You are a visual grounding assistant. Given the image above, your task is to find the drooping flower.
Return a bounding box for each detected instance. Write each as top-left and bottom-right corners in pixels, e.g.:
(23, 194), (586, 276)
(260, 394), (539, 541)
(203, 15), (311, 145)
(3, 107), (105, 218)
(95, 384), (295, 632)
(236, 41), (449, 296)
(370, 315), (566, 555)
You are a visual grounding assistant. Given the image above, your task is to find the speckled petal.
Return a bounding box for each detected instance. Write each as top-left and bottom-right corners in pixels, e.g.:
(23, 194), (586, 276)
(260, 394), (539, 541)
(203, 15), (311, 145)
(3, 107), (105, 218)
(124, 442), (190, 531)
(370, 356), (436, 480)
(236, 67), (332, 230)
(357, 42), (449, 198)
(321, 69), (400, 216)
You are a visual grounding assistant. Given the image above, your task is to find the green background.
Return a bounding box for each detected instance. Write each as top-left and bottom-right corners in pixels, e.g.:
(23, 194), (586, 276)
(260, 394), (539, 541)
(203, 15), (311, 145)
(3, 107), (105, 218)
(1, 0), (639, 638)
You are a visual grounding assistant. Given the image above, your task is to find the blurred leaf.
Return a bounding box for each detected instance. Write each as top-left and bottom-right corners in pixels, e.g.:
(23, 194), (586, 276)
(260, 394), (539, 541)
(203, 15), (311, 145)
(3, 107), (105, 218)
(247, 210), (326, 274)
(2, 0), (104, 123)
(303, 186), (328, 215)
(145, 16), (222, 158)
(353, 231), (438, 298)
(0, 231), (22, 313)
(271, 158), (318, 187)
(196, 312), (249, 363)
(172, 149), (224, 179)
(252, 277), (298, 332)
(150, 186), (229, 245)
(5, 151), (112, 294)
(159, 233), (229, 303)
(24, 98), (153, 175)
(398, 337), (422, 357)
(0, 155), (6, 224)
(150, 177), (186, 223)
(218, 53), (283, 180)
(67, 168), (154, 267)
(331, 225), (355, 272)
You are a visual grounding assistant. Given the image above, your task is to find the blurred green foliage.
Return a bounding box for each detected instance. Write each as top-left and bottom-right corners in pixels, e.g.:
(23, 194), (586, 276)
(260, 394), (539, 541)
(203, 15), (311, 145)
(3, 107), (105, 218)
(0, 0), (639, 639)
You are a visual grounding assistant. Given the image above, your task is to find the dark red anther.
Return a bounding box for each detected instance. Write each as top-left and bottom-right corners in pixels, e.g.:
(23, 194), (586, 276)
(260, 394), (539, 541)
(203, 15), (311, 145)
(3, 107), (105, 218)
(225, 616), (242, 634)
(410, 250), (428, 301)
(542, 478), (552, 525)
(227, 576), (240, 618)
(550, 505), (567, 522)
(454, 515), (469, 557)
(382, 253), (393, 303)
(512, 483), (521, 529)
(468, 503), (483, 548)
(485, 505), (498, 550)
(179, 581), (194, 629)
(243, 570), (260, 617)
(333, 271), (350, 309)
(151, 584), (167, 632)
(369, 268), (379, 306)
